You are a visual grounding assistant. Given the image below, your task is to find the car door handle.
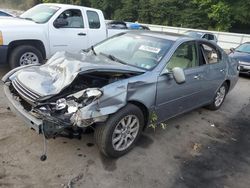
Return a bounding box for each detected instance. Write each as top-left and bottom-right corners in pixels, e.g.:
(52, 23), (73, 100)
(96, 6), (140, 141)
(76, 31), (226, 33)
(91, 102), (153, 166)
(78, 33), (86, 36)
(220, 69), (225, 73)
(194, 75), (201, 80)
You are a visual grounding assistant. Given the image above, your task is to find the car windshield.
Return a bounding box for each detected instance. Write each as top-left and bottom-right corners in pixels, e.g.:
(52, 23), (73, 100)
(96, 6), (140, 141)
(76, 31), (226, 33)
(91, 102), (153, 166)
(0, 11), (11, 17)
(94, 33), (174, 70)
(20, 4), (60, 23)
(236, 43), (250, 54)
(185, 31), (202, 39)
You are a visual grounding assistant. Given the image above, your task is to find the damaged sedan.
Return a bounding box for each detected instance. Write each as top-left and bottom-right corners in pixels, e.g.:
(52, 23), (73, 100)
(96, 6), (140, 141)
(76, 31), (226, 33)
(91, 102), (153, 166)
(2, 31), (239, 158)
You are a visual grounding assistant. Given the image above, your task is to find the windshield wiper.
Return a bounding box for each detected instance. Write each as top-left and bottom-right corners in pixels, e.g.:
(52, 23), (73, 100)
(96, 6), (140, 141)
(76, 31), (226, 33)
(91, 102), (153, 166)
(91, 46), (96, 56)
(19, 17), (36, 22)
(82, 46), (96, 55)
(100, 52), (127, 65)
(99, 52), (147, 70)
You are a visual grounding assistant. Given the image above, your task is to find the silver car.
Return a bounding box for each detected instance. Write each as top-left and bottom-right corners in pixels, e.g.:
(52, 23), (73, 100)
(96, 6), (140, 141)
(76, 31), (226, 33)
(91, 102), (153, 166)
(185, 30), (218, 43)
(2, 31), (239, 158)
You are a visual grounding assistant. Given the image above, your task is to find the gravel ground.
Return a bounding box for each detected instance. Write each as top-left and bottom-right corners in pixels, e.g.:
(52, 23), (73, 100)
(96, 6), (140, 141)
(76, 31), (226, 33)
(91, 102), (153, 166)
(0, 67), (249, 188)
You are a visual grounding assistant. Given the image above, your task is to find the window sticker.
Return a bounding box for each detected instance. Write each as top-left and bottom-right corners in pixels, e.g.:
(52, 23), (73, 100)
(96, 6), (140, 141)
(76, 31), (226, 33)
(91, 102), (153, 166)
(139, 45), (161, 54)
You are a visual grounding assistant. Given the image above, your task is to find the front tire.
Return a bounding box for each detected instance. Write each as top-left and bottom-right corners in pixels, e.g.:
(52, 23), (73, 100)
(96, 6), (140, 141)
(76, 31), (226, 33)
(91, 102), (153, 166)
(207, 83), (228, 110)
(9, 45), (43, 69)
(94, 104), (144, 158)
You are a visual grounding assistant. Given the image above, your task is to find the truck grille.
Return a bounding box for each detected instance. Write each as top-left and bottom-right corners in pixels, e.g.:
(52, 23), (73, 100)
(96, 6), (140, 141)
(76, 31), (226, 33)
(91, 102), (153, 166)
(12, 78), (41, 103)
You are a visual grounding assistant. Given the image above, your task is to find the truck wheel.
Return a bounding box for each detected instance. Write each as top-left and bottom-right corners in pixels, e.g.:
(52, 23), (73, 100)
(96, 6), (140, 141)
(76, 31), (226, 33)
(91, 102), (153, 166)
(207, 83), (228, 111)
(94, 104), (144, 158)
(9, 45), (43, 69)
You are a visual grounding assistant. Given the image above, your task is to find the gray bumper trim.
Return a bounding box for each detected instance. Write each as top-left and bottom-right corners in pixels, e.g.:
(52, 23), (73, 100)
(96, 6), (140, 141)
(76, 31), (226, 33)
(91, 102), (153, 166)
(4, 85), (42, 133)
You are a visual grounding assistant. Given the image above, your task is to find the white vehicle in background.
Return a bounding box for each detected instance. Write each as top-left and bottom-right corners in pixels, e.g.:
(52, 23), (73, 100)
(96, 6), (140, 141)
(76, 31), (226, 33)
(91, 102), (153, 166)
(0, 3), (124, 69)
(184, 30), (218, 43)
(0, 10), (15, 17)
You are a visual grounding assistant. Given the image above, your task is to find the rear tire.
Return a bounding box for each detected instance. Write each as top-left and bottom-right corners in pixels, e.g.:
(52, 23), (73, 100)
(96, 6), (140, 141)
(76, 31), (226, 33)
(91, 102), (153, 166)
(94, 104), (144, 158)
(207, 82), (228, 111)
(9, 45), (43, 69)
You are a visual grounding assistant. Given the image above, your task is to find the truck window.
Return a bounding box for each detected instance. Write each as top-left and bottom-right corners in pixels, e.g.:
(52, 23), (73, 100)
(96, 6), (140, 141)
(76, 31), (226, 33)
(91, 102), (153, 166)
(87, 11), (100, 29)
(56, 9), (84, 28)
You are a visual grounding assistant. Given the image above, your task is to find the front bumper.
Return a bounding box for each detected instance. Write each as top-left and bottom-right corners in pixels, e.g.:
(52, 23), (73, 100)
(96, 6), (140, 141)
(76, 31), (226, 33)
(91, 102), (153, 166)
(239, 63), (250, 74)
(4, 84), (42, 133)
(0, 45), (8, 65)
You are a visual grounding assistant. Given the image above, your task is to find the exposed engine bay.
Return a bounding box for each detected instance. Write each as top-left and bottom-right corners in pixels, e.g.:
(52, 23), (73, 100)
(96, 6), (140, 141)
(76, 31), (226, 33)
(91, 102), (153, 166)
(8, 71), (138, 139)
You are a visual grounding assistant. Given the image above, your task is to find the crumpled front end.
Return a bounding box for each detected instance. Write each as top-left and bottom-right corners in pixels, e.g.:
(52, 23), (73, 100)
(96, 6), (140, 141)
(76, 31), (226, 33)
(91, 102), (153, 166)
(3, 66), (136, 139)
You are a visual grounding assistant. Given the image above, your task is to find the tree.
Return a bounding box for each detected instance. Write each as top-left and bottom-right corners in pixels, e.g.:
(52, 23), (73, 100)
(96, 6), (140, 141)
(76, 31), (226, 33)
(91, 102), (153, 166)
(138, 0), (152, 23)
(208, 1), (232, 31)
(231, 0), (250, 24)
(114, 0), (139, 21)
(2, 0), (250, 33)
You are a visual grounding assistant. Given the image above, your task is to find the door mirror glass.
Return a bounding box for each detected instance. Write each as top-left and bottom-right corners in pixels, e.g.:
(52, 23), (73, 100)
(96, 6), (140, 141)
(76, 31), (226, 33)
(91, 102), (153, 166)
(172, 67), (186, 84)
(54, 18), (68, 28)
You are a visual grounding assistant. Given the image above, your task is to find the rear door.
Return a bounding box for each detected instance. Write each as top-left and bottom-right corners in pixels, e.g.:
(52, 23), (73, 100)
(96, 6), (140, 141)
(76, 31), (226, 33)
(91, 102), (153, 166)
(199, 42), (227, 98)
(86, 9), (106, 46)
(48, 8), (89, 55)
(155, 41), (210, 122)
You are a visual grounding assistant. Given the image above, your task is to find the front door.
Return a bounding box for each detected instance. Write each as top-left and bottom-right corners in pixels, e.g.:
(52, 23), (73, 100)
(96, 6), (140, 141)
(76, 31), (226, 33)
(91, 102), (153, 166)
(155, 41), (209, 122)
(49, 8), (89, 56)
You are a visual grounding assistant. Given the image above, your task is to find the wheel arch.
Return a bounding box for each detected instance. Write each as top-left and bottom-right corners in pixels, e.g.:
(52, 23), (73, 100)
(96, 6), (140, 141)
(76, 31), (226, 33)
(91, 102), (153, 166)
(225, 79), (231, 92)
(7, 40), (46, 60)
(128, 100), (149, 130)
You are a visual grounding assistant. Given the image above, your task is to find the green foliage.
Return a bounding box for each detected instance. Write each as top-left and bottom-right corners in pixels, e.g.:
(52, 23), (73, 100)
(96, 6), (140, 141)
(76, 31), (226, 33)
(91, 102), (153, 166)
(114, 0), (139, 21)
(0, 0), (42, 10)
(2, 0), (250, 32)
(208, 1), (232, 31)
(231, 0), (250, 24)
(148, 111), (167, 131)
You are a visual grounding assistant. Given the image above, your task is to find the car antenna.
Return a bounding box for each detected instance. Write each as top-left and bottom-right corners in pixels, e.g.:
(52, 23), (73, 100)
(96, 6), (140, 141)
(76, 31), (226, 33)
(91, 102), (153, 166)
(40, 124), (48, 161)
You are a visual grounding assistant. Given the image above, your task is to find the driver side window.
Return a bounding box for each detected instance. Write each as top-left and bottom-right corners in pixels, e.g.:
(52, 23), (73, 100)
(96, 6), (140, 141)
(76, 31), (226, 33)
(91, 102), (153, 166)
(166, 41), (198, 71)
(56, 9), (84, 28)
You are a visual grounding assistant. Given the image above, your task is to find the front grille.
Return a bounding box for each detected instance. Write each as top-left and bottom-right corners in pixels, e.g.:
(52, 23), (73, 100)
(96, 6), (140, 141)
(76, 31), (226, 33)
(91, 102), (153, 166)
(12, 78), (41, 103)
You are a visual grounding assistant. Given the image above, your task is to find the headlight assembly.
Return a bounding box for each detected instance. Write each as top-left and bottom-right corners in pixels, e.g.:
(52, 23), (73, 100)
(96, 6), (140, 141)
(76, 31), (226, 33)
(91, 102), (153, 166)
(83, 88), (103, 99)
(55, 98), (67, 110)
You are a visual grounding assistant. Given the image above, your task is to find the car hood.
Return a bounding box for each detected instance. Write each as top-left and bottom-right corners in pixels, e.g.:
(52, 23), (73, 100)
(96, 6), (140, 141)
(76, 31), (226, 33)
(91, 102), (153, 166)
(0, 17), (37, 28)
(10, 51), (145, 97)
(229, 51), (250, 63)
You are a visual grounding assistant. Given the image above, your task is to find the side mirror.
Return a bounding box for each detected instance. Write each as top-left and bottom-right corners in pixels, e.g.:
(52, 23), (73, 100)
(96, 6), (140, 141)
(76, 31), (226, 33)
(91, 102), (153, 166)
(172, 67), (186, 84)
(53, 18), (68, 28)
(230, 48), (235, 53)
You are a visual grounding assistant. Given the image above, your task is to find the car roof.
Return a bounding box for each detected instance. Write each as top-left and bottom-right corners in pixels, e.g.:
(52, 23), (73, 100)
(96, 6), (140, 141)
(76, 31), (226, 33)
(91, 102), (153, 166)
(186, 30), (214, 35)
(42, 3), (100, 12)
(128, 30), (187, 41)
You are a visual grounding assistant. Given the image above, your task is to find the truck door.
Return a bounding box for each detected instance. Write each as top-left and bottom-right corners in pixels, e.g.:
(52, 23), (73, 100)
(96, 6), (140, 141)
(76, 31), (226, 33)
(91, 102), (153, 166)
(48, 8), (89, 56)
(85, 9), (106, 47)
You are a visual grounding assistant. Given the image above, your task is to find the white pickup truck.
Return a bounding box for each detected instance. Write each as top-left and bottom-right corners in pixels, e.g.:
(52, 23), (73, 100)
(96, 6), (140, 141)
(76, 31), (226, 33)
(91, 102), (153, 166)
(0, 3), (123, 68)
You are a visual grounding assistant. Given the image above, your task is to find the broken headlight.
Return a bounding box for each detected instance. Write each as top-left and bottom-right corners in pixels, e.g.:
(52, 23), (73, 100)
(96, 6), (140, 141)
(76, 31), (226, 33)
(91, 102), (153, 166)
(82, 88), (103, 105)
(55, 98), (67, 110)
(83, 88), (102, 99)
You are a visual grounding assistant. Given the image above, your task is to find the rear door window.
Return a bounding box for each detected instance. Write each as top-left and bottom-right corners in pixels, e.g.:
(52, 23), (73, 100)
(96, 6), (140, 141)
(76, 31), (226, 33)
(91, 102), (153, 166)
(87, 10), (100, 29)
(199, 43), (221, 65)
